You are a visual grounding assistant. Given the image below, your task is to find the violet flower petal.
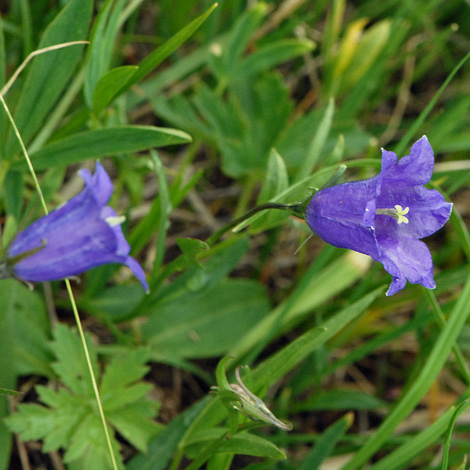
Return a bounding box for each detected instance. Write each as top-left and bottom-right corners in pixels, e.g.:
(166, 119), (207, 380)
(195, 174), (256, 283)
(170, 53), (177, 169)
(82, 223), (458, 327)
(306, 136), (452, 295)
(7, 162), (148, 292)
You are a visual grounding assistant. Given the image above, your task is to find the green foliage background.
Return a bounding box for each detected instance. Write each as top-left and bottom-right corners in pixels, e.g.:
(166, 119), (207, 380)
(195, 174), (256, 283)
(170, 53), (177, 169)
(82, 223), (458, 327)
(1, 0), (470, 469)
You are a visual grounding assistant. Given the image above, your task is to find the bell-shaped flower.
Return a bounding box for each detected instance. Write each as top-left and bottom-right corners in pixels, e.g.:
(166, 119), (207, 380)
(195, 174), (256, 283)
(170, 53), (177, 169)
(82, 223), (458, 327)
(306, 136), (452, 295)
(2, 162), (148, 292)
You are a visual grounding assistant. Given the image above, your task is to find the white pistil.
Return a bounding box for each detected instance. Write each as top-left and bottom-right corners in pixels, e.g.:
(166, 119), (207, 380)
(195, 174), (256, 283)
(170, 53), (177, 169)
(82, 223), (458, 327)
(376, 205), (410, 224)
(105, 215), (126, 227)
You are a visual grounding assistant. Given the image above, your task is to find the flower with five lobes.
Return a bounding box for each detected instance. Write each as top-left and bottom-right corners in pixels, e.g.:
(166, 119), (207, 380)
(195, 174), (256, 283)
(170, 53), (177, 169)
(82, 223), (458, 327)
(306, 136), (452, 296)
(1, 162), (148, 292)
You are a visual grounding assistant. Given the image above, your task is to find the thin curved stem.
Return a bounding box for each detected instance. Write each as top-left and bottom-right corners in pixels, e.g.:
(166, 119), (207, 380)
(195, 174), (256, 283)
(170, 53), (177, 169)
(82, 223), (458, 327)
(206, 201), (305, 247)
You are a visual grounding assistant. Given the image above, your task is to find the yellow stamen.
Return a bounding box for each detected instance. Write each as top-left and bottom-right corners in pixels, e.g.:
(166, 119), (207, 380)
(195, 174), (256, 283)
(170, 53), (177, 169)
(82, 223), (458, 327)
(105, 215), (125, 227)
(376, 205), (410, 224)
(394, 205), (409, 224)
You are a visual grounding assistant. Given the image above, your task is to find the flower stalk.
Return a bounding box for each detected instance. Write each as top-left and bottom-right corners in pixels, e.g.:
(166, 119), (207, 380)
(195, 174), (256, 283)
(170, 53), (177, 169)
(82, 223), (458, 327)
(206, 201), (307, 247)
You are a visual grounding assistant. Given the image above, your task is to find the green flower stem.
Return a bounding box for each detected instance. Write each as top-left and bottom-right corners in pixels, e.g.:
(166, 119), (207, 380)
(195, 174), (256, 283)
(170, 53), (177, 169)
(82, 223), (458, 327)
(206, 201), (306, 247)
(0, 90), (118, 470)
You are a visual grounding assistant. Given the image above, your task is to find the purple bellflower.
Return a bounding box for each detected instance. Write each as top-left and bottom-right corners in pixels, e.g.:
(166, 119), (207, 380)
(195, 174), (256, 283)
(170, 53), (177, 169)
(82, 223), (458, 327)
(306, 136), (452, 296)
(1, 162), (148, 292)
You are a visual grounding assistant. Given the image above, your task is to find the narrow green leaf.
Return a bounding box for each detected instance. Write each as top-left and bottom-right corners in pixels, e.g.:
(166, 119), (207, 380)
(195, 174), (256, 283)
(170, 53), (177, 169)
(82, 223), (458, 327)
(229, 255), (379, 362)
(222, 3), (267, 69)
(18, 0), (34, 57)
(298, 413), (353, 470)
(251, 148), (290, 232)
(296, 389), (386, 412)
(233, 39), (315, 80)
(10, 126), (192, 171)
(151, 150), (173, 275)
(83, 0), (127, 106)
(118, 3), (218, 95)
(394, 51), (470, 157)
(251, 287), (383, 389)
(368, 406), (459, 470)
(5, 0), (93, 157)
(0, 15), (6, 146)
(257, 149), (289, 204)
(93, 65), (139, 114)
(296, 97), (335, 181)
(215, 357), (233, 392)
(441, 400), (470, 470)
(0, 388), (21, 397)
(343, 271), (470, 469)
(252, 327), (326, 391)
(130, 167), (203, 255)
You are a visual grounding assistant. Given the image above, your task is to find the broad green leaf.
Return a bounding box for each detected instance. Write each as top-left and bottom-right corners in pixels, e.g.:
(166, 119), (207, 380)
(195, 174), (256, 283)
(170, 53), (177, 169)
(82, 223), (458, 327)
(144, 279), (270, 359)
(0, 280), (52, 470)
(10, 281), (53, 377)
(50, 324), (97, 397)
(107, 402), (162, 453)
(214, 432), (286, 460)
(78, 285), (146, 323)
(146, 235), (249, 309)
(177, 237), (210, 268)
(100, 349), (150, 398)
(64, 413), (123, 469)
(10, 125), (192, 171)
(92, 65), (139, 114)
(0, 280), (18, 470)
(5, 0), (92, 157)
(127, 398), (210, 470)
(185, 429), (286, 460)
(6, 325), (158, 470)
